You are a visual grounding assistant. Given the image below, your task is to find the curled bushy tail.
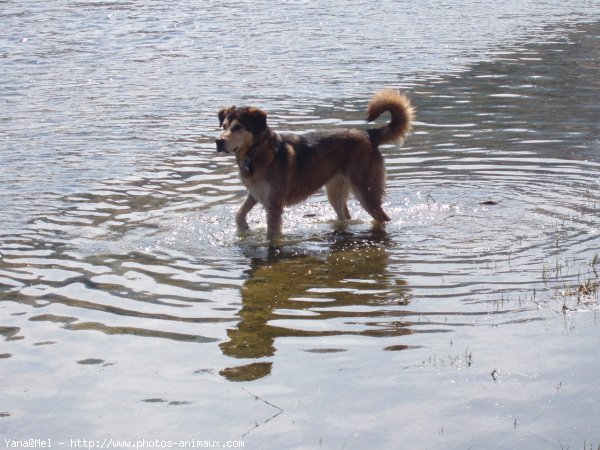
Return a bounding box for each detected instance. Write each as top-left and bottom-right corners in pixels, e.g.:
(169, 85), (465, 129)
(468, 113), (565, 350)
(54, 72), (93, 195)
(367, 89), (414, 146)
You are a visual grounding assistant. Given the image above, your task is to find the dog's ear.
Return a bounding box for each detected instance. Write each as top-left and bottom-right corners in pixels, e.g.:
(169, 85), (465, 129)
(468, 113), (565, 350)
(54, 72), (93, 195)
(218, 106), (235, 127)
(243, 107), (268, 133)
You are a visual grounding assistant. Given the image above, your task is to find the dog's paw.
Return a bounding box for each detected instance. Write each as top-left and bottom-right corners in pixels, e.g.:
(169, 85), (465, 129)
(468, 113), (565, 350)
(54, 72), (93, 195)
(236, 221), (250, 233)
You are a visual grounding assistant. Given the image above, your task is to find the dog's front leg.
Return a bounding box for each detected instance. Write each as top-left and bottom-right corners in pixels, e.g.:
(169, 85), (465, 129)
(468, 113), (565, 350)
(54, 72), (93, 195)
(266, 203), (283, 241)
(236, 193), (257, 232)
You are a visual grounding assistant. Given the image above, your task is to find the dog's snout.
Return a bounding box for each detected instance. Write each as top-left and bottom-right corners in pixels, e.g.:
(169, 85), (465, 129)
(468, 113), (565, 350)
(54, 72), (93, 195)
(215, 138), (225, 152)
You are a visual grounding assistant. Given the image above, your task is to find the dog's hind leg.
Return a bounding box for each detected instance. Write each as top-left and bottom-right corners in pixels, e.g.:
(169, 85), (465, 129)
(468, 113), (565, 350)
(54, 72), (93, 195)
(236, 193), (257, 232)
(353, 185), (391, 223)
(326, 175), (351, 221)
(351, 156), (391, 223)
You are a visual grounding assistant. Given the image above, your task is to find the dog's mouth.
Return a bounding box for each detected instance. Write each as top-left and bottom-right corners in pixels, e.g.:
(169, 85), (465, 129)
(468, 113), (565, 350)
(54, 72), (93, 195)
(215, 139), (236, 154)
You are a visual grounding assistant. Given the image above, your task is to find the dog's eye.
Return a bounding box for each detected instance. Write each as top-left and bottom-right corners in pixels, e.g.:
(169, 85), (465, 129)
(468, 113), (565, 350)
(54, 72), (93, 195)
(231, 124), (242, 132)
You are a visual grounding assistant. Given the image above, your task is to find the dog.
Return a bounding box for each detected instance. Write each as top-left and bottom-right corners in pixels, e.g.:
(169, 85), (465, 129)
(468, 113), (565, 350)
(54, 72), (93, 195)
(215, 89), (414, 240)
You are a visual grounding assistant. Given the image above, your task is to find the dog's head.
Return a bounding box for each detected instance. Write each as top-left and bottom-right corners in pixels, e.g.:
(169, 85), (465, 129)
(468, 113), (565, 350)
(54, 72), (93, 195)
(216, 106), (268, 155)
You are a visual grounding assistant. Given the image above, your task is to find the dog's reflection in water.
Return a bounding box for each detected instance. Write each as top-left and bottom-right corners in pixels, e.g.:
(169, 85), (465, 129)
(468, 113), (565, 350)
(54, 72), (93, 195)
(219, 230), (411, 382)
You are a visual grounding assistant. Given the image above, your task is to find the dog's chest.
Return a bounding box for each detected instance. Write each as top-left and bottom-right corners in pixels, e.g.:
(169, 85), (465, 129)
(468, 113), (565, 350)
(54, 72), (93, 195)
(244, 178), (271, 205)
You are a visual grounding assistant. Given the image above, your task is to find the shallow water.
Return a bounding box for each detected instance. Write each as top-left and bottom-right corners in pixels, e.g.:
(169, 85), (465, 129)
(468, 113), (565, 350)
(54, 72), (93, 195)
(1, 2), (600, 449)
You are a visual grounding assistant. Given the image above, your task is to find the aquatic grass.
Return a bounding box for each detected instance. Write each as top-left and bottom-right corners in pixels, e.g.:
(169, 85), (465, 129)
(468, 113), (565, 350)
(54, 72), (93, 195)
(542, 254), (600, 312)
(571, 254), (600, 304)
(558, 441), (600, 450)
(421, 348), (473, 370)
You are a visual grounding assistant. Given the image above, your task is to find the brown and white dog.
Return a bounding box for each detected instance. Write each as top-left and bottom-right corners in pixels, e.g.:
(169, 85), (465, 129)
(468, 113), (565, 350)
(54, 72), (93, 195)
(216, 90), (414, 241)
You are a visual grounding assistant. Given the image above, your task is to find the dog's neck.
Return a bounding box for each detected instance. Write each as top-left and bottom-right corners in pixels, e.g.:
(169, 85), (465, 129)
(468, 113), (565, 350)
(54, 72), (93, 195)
(237, 130), (278, 177)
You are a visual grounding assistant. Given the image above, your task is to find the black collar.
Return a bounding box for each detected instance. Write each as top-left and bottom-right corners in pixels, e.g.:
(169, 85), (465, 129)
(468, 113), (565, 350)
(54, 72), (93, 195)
(242, 145), (260, 175)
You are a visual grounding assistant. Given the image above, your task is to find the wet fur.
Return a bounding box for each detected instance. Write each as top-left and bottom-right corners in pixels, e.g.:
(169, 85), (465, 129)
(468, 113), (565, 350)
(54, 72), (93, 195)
(215, 90), (414, 241)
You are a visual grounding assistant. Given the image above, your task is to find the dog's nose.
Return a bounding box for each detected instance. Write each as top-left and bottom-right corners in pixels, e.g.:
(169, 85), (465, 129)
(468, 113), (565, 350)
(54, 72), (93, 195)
(215, 138), (225, 152)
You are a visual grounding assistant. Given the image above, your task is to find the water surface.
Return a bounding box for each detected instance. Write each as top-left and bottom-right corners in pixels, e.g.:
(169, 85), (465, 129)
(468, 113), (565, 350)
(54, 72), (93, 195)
(1, 2), (600, 449)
